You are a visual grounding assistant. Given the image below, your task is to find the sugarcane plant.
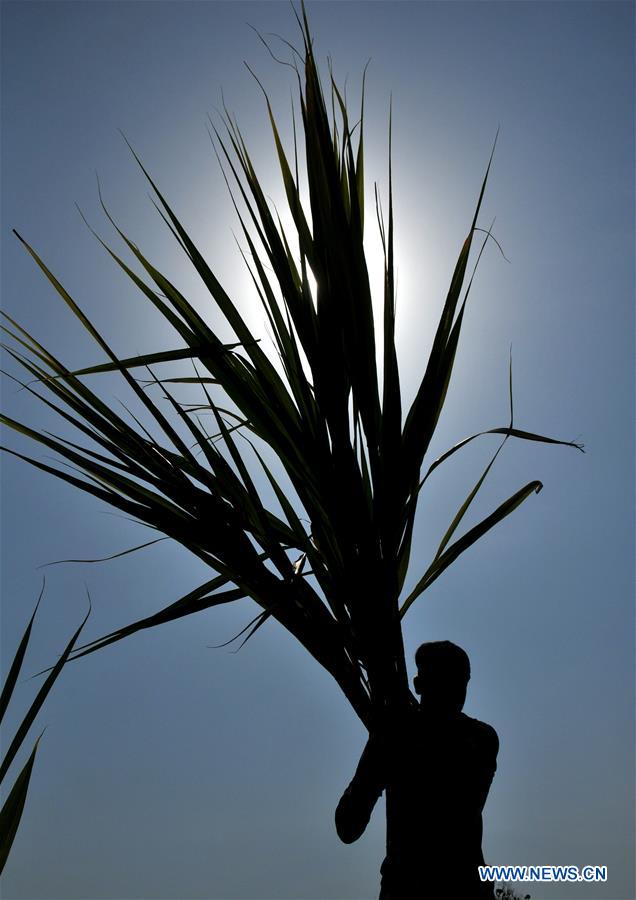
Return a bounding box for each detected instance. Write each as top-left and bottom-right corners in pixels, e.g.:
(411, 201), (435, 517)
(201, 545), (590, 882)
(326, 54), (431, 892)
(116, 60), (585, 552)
(1, 1), (581, 877)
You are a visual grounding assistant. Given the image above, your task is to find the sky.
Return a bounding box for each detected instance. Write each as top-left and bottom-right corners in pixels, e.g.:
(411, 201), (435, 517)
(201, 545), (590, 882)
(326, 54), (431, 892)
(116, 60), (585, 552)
(1, 2), (634, 899)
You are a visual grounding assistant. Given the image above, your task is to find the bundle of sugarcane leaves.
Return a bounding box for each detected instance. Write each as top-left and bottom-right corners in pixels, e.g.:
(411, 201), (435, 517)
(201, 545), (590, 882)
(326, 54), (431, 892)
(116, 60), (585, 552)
(1, 3), (582, 736)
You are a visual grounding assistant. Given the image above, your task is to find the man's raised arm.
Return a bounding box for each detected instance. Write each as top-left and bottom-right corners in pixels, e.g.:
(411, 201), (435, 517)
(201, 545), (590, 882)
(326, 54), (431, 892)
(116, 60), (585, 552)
(335, 736), (385, 843)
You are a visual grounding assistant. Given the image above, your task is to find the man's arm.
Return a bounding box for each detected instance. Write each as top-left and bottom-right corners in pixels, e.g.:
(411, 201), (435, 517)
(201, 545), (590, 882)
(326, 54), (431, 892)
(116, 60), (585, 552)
(335, 736), (385, 843)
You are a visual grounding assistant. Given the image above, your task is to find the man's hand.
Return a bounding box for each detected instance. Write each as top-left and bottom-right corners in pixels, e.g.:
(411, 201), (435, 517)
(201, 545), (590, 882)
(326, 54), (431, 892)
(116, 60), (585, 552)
(369, 700), (414, 769)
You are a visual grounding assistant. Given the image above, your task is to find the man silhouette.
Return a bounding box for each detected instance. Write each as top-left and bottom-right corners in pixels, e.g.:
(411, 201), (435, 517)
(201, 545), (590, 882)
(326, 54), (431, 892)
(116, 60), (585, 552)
(335, 641), (499, 899)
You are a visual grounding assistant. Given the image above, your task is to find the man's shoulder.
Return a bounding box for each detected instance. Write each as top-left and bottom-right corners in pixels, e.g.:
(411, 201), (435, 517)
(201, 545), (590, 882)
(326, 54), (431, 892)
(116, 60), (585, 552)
(459, 713), (499, 753)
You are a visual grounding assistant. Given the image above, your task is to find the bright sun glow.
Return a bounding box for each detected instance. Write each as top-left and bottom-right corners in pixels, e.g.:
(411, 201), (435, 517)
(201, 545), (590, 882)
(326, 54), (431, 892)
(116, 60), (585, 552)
(232, 183), (421, 386)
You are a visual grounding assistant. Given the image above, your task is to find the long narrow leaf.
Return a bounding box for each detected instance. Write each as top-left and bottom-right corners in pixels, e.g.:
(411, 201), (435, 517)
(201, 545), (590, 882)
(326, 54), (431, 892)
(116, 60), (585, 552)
(0, 604), (90, 785)
(400, 480), (543, 617)
(0, 732), (43, 875)
(0, 584), (44, 726)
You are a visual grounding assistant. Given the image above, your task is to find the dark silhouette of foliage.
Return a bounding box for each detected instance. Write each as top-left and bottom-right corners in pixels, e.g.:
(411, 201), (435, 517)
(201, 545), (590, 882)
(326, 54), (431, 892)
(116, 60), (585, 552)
(1, 3), (581, 893)
(495, 886), (531, 900)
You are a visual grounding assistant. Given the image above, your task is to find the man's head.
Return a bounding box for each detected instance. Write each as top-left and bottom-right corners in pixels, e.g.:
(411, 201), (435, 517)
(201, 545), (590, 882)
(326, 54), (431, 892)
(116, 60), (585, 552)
(413, 640), (471, 714)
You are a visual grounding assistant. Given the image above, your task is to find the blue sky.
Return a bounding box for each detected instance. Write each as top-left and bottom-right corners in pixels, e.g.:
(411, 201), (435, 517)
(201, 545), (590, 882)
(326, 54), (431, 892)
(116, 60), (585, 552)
(1, 2), (634, 899)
